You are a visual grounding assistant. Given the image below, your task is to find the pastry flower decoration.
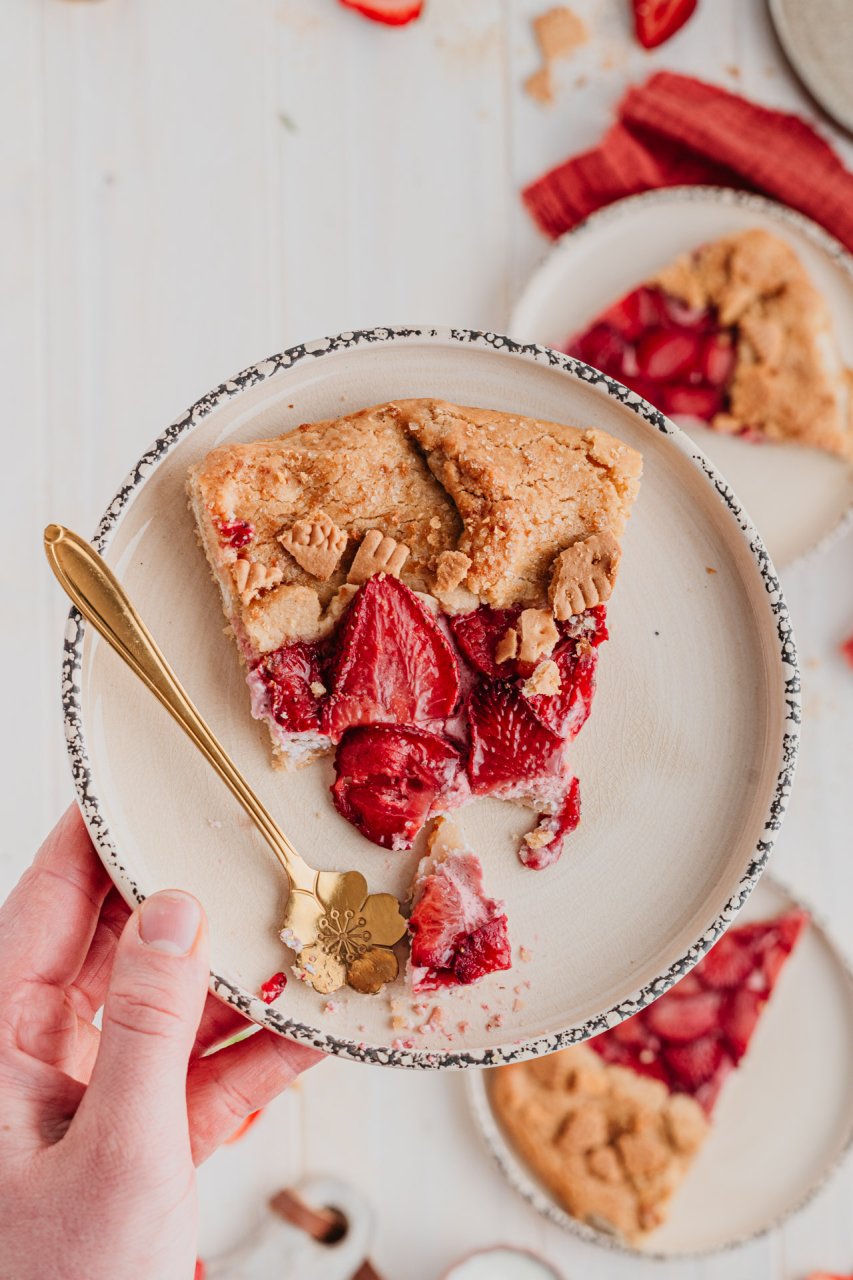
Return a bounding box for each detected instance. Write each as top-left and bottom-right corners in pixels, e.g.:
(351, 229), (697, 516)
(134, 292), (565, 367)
(281, 870), (407, 995)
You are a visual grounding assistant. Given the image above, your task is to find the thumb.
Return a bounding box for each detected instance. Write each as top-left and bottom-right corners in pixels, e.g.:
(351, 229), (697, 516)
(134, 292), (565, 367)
(79, 891), (209, 1147)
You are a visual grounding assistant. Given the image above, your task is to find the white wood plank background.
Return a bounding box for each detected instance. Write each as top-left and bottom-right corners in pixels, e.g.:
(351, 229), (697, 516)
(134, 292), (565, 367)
(2, 0), (852, 1276)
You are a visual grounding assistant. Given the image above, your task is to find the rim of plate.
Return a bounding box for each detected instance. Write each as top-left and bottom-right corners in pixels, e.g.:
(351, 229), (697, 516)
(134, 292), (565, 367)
(768, 0), (853, 136)
(511, 185), (853, 569)
(465, 874), (853, 1259)
(61, 324), (800, 1069)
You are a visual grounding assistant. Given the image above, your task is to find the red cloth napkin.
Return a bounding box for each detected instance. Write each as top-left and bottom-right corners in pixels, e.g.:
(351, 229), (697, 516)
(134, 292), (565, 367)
(523, 71), (853, 254)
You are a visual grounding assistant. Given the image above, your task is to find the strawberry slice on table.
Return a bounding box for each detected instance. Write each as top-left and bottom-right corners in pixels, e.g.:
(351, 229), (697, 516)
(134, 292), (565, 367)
(631, 0), (698, 49)
(255, 642), (324, 733)
(322, 574), (460, 742)
(522, 647), (598, 740)
(466, 680), (567, 797)
(338, 0), (424, 25)
(331, 724), (464, 850)
(590, 909), (808, 1113)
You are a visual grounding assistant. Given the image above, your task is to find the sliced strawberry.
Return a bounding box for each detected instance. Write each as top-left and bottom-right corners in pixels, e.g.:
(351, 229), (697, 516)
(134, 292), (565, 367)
(661, 383), (725, 420)
(632, 0), (698, 49)
(194, 1262), (207, 1280)
(332, 724), (462, 850)
(323, 575), (459, 742)
(215, 518), (254, 549)
(722, 987), (764, 1060)
(256, 642), (324, 733)
(700, 333), (737, 387)
(602, 285), (671, 338)
(467, 681), (567, 796)
(449, 605), (522, 679)
(842, 634), (853, 668)
(519, 777), (582, 870)
(664, 1035), (723, 1090)
(338, 0), (424, 25)
(523, 648), (598, 739)
(592, 1031), (670, 1084)
(636, 328), (702, 382)
(409, 849), (511, 991)
(694, 1052), (735, 1113)
(571, 323), (628, 376)
(646, 990), (721, 1043)
(696, 931), (754, 990)
(610, 1014), (654, 1047)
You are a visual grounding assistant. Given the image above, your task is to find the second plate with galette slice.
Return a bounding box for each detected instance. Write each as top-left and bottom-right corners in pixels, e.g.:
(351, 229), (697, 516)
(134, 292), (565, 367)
(511, 187), (853, 567)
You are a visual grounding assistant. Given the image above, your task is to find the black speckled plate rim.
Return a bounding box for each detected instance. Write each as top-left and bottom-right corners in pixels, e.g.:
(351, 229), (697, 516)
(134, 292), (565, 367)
(60, 325), (801, 1069)
(466, 873), (853, 1258)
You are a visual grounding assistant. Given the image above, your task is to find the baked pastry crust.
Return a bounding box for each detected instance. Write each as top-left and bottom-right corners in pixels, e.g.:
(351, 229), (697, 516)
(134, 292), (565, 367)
(187, 398), (642, 649)
(491, 1045), (708, 1244)
(656, 228), (853, 458)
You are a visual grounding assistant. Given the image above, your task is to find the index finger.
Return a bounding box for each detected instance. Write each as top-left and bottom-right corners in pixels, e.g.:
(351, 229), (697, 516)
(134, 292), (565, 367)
(0, 805), (112, 995)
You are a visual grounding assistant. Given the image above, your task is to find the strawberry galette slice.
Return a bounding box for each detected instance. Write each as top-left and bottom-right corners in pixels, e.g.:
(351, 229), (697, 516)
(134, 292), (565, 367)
(187, 399), (641, 867)
(491, 909), (808, 1243)
(568, 228), (852, 459)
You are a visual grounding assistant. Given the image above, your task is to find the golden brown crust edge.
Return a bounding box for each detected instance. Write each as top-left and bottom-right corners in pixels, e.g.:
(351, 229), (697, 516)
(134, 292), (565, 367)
(490, 1045), (708, 1245)
(186, 398), (643, 655)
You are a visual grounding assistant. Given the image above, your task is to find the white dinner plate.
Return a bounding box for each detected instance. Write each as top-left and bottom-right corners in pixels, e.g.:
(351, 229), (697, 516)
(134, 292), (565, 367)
(468, 876), (853, 1256)
(769, 0), (853, 135)
(63, 326), (797, 1067)
(510, 187), (853, 569)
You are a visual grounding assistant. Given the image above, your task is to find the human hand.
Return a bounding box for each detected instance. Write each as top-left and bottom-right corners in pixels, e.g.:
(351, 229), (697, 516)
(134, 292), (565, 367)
(0, 806), (321, 1280)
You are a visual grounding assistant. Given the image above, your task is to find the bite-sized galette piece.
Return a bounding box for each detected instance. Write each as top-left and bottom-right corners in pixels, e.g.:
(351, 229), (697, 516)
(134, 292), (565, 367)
(491, 909), (808, 1243)
(408, 817), (511, 992)
(568, 229), (852, 459)
(187, 399), (642, 865)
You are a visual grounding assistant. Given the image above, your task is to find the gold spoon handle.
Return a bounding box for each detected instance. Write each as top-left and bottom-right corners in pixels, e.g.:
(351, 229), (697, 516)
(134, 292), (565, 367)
(44, 524), (314, 892)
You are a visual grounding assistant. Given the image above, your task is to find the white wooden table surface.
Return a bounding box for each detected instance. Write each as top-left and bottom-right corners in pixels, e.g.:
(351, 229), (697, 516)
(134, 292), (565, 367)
(3, 1), (853, 1276)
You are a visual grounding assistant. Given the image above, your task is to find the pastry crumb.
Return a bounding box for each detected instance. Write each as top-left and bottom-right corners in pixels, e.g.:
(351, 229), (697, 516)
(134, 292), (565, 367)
(486, 1013), (504, 1032)
(533, 6), (588, 61)
(522, 658), (561, 697)
(705, 566), (717, 575)
(524, 64), (554, 104)
(519, 946), (533, 963)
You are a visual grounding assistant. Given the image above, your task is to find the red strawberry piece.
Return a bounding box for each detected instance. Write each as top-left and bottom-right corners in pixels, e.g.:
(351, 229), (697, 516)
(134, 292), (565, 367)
(194, 1262), (206, 1280)
(449, 605), (522, 679)
(841, 634), (853, 667)
(631, 0), (698, 49)
(761, 914), (808, 982)
(466, 681), (567, 796)
(602, 286), (671, 338)
(700, 333), (737, 387)
(225, 1108), (263, 1144)
(409, 850), (510, 990)
(259, 971), (288, 1004)
(663, 1034), (723, 1091)
(323, 574), (460, 741)
(453, 918), (512, 985)
(257, 642), (324, 733)
(774, 908), (810, 950)
(722, 987), (764, 1060)
(663, 294), (716, 331)
(591, 1032), (670, 1084)
(661, 383), (724, 420)
(636, 328), (702, 382)
(696, 931), (754, 989)
(668, 971), (704, 996)
(331, 724), (462, 850)
(519, 777), (582, 870)
(694, 1051), (735, 1113)
(338, 0), (424, 24)
(623, 375), (666, 408)
(215, 518), (254, 549)
(645, 990), (722, 1043)
(523, 648), (598, 739)
(610, 1014), (654, 1047)
(570, 323), (628, 376)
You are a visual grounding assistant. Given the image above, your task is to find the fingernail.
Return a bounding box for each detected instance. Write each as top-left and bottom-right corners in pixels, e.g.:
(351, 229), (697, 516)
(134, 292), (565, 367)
(138, 891), (202, 955)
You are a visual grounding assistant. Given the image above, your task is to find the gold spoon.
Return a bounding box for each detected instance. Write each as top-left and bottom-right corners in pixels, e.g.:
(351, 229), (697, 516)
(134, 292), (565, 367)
(44, 524), (407, 996)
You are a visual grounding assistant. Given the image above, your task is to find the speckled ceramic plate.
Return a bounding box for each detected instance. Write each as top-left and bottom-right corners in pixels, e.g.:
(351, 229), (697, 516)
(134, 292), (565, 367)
(510, 187), (853, 568)
(769, 0), (853, 135)
(468, 876), (853, 1256)
(63, 326), (798, 1068)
